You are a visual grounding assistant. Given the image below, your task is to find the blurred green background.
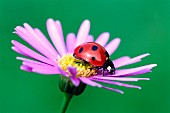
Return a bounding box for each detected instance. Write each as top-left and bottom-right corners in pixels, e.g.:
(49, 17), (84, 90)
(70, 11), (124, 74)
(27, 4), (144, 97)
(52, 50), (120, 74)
(0, 0), (169, 113)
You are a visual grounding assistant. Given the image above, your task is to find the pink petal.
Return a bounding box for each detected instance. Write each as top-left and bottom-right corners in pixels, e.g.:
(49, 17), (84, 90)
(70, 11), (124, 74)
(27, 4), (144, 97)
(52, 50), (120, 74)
(55, 20), (64, 42)
(117, 68), (152, 77)
(17, 57), (48, 66)
(12, 46), (27, 56)
(46, 19), (67, 56)
(101, 86), (124, 94)
(114, 53), (150, 68)
(95, 32), (110, 46)
(127, 69), (151, 76)
(22, 61), (60, 75)
(85, 35), (94, 42)
(12, 40), (56, 66)
(113, 56), (131, 68)
(111, 64), (157, 76)
(34, 28), (59, 56)
(75, 20), (90, 47)
(20, 65), (32, 72)
(90, 76), (150, 81)
(105, 38), (121, 55)
(66, 33), (76, 53)
(24, 24), (58, 57)
(79, 77), (102, 87)
(57, 67), (69, 77)
(32, 68), (60, 75)
(15, 25), (58, 60)
(67, 67), (80, 86)
(92, 78), (141, 89)
(125, 53), (150, 65)
(79, 77), (123, 94)
(22, 61), (51, 69)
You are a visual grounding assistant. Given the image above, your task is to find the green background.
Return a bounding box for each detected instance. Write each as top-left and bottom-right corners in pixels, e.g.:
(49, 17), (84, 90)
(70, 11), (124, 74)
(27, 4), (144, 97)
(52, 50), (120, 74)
(0, 0), (169, 113)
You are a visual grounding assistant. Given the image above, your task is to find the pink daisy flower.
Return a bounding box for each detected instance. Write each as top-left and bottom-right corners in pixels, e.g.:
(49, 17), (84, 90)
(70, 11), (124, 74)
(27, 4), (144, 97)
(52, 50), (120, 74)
(12, 18), (157, 94)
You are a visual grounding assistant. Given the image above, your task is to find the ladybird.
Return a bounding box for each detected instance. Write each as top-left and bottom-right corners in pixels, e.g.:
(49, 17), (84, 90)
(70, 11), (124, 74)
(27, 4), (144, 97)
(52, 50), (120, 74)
(73, 42), (115, 76)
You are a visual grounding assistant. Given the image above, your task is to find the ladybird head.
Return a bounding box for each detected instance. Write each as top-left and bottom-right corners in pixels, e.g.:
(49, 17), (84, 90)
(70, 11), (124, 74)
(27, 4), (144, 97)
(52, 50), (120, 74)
(105, 59), (115, 74)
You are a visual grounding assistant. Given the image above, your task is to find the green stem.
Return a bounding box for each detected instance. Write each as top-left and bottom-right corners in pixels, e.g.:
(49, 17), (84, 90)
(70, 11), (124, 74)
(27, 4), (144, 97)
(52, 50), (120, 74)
(60, 92), (73, 113)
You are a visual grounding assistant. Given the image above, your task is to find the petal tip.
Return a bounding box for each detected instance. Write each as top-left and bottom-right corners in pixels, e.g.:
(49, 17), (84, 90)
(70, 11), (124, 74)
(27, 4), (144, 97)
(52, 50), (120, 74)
(23, 23), (28, 26)
(142, 78), (150, 80)
(146, 53), (150, 56)
(150, 64), (157, 69)
(55, 20), (61, 24)
(138, 87), (142, 89)
(81, 20), (90, 27)
(153, 64), (157, 67)
(11, 46), (16, 51)
(20, 66), (24, 70)
(47, 18), (54, 23)
(84, 19), (90, 23)
(15, 26), (21, 29)
(142, 53), (150, 57)
(120, 91), (124, 94)
(115, 38), (121, 42)
(105, 32), (110, 34)
(11, 40), (15, 44)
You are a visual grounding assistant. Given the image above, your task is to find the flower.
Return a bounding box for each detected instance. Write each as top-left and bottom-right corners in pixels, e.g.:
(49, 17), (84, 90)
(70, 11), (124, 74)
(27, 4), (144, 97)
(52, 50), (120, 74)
(12, 19), (157, 94)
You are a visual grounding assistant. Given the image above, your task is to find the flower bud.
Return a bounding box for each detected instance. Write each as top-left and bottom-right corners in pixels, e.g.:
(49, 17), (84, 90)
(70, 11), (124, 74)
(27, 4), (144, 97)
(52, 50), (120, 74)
(59, 75), (86, 96)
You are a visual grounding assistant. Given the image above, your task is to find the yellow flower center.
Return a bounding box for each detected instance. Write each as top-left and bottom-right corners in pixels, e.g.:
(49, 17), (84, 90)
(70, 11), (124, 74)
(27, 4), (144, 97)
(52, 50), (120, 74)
(58, 54), (97, 78)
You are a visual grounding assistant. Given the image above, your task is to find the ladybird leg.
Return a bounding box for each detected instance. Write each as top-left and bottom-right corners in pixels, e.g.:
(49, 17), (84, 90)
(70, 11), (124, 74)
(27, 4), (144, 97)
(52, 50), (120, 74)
(95, 66), (100, 70)
(82, 60), (88, 65)
(102, 68), (105, 76)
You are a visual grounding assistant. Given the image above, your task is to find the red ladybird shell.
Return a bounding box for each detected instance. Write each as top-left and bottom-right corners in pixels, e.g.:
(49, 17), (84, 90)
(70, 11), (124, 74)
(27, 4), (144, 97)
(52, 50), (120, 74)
(74, 42), (108, 67)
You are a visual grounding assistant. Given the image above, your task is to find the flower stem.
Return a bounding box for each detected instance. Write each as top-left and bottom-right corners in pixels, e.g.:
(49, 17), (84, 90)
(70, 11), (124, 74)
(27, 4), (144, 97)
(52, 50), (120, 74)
(60, 92), (73, 113)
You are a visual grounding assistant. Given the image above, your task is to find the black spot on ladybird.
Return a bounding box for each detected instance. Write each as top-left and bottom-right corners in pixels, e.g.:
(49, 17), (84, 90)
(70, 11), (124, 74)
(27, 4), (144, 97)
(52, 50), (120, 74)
(92, 45), (98, 51)
(91, 57), (96, 60)
(78, 47), (83, 53)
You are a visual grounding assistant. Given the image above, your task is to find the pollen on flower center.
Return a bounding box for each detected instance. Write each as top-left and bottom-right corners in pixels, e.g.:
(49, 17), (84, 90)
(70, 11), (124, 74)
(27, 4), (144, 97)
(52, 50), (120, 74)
(57, 54), (97, 78)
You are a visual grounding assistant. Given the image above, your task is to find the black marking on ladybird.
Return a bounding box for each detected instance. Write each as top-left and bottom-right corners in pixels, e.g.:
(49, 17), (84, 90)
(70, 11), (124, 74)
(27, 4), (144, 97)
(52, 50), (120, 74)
(73, 53), (76, 57)
(92, 45), (98, 51)
(78, 47), (83, 53)
(91, 57), (96, 61)
(105, 51), (109, 57)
